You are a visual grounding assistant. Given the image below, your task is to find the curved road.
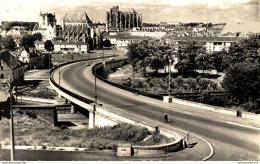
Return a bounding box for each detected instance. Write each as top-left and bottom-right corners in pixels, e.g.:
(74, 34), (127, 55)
(54, 61), (259, 161)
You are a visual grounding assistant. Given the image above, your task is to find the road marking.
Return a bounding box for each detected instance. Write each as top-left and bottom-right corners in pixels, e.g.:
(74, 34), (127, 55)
(226, 121), (260, 131)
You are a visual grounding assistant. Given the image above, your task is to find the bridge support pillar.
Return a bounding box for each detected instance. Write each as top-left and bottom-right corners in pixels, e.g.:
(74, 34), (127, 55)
(71, 104), (76, 114)
(53, 108), (58, 126)
(89, 104), (96, 129)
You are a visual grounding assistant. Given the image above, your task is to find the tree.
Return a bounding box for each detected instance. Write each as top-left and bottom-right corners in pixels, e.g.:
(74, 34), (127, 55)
(103, 39), (112, 48)
(20, 34), (34, 48)
(126, 42), (140, 79)
(175, 41), (204, 75)
(149, 40), (174, 74)
(2, 36), (16, 51)
(44, 40), (54, 52)
(222, 61), (260, 104)
(32, 33), (43, 41)
(195, 53), (213, 73)
(210, 51), (225, 72)
(44, 40), (54, 69)
(222, 35), (260, 71)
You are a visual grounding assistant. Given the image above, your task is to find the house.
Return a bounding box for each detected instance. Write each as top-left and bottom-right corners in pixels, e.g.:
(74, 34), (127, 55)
(0, 51), (24, 85)
(17, 47), (45, 69)
(163, 36), (243, 53)
(130, 31), (166, 38)
(34, 41), (89, 53)
(103, 34), (153, 47)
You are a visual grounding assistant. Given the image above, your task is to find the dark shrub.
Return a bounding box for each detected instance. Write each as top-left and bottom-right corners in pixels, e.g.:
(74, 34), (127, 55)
(25, 111), (37, 119)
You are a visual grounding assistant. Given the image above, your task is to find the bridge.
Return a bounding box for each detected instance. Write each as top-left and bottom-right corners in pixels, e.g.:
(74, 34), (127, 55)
(49, 58), (260, 160)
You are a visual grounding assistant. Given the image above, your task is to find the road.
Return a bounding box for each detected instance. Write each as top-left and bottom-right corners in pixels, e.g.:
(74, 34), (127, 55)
(54, 61), (259, 161)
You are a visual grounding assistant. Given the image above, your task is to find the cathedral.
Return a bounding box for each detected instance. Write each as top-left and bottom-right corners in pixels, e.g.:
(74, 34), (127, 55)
(106, 6), (142, 31)
(33, 12), (103, 49)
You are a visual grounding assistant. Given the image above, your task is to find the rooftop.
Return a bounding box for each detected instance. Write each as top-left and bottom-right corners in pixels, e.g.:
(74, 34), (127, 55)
(103, 34), (153, 40)
(35, 41), (87, 45)
(0, 51), (23, 69)
(60, 12), (92, 24)
(163, 36), (244, 42)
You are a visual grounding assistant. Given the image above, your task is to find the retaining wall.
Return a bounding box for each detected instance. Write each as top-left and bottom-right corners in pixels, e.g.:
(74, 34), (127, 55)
(171, 97), (260, 120)
(171, 97), (238, 117)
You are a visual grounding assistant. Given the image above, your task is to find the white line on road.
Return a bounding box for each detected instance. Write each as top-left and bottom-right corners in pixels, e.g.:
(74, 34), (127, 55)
(226, 121), (260, 131)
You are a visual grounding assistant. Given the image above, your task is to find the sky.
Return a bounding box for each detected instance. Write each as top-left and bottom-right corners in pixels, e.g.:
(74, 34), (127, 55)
(0, 0), (259, 23)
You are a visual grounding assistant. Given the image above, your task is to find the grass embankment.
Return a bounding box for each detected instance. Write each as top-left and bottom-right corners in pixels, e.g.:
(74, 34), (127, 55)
(17, 80), (58, 99)
(0, 110), (172, 151)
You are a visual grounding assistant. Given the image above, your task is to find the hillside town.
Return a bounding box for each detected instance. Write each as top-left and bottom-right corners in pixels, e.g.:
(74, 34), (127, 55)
(0, 1), (260, 162)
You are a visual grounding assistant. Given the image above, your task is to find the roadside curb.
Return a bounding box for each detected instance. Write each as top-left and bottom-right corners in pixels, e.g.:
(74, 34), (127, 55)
(2, 145), (89, 152)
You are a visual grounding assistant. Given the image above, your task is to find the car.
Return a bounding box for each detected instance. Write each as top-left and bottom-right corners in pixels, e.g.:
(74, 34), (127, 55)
(85, 62), (90, 66)
(109, 57), (114, 60)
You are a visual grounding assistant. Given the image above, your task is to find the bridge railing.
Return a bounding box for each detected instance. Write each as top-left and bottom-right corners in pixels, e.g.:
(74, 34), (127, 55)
(49, 58), (102, 105)
(92, 62), (163, 101)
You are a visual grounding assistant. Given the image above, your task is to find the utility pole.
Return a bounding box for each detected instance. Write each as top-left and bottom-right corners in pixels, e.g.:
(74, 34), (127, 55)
(59, 63), (61, 90)
(103, 47), (104, 63)
(10, 82), (14, 161)
(94, 68), (97, 105)
(168, 59), (172, 97)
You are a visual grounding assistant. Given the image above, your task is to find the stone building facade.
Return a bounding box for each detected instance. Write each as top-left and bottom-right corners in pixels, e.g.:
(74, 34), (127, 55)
(59, 12), (93, 42)
(58, 12), (102, 49)
(33, 12), (62, 41)
(106, 6), (142, 31)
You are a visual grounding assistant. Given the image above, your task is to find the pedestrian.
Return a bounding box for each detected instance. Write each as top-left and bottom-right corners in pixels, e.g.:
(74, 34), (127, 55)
(164, 113), (168, 123)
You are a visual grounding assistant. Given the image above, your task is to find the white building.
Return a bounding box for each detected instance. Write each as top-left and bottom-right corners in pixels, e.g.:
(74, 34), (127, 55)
(130, 31), (166, 38)
(103, 35), (153, 47)
(35, 41), (88, 53)
(163, 36), (243, 53)
(33, 12), (62, 41)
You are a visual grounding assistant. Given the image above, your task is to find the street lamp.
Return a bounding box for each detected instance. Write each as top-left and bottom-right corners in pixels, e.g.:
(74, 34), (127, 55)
(103, 47), (104, 63)
(58, 63), (61, 90)
(1, 81), (15, 161)
(9, 82), (15, 161)
(94, 68), (97, 105)
(168, 59), (172, 97)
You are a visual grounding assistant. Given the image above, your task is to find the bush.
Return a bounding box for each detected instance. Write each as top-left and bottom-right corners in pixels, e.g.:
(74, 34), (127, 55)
(242, 102), (260, 114)
(16, 110), (23, 114)
(25, 111), (37, 119)
(176, 76), (183, 87)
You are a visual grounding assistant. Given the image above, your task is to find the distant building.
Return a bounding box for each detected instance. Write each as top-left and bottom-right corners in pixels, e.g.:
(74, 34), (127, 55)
(35, 41), (88, 53)
(163, 36), (243, 53)
(0, 51), (24, 84)
(130, 31), (166, 38)
(58, 12), (102, 49)
(108, 31), (166, 38)
(103, 34), (152, 47)
(106, 6), (142, 31)
(17, 47), (45, 69)
(59, 12), (93, 42)
(33, 12), (62, 41)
